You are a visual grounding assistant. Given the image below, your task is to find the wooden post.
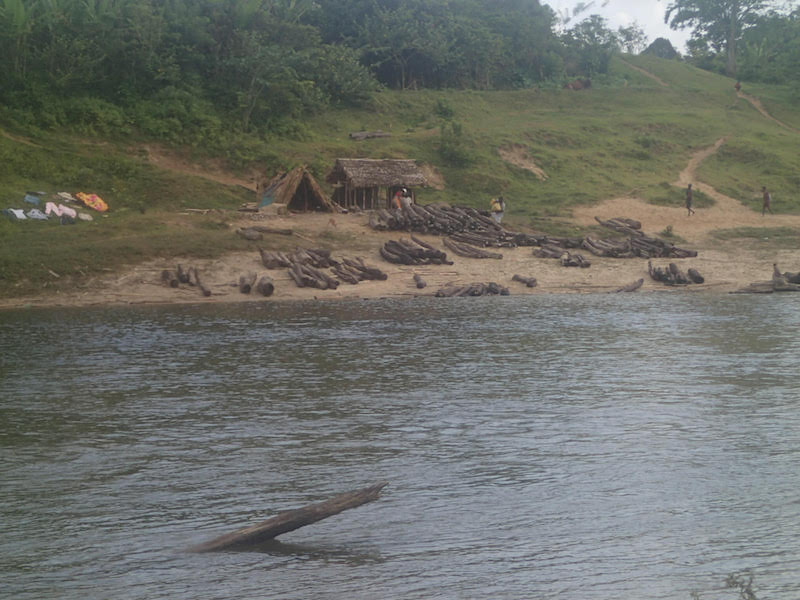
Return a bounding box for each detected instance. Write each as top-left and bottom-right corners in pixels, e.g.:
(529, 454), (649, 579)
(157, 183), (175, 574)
(188, 482), (388, 552)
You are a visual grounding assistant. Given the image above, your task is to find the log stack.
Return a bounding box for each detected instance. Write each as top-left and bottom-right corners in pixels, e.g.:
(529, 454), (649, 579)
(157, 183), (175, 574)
(648, 261), (704, 286)
(380, 237), (453, 265)
(443, 237), (503, 259)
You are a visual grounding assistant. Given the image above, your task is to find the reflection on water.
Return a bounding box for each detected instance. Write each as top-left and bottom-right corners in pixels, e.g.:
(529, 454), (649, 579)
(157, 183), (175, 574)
(2, 294), (800, 599)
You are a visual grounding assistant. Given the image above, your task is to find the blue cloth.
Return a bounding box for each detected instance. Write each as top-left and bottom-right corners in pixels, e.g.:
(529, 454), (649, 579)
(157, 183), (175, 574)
(24, 194), (41, 205)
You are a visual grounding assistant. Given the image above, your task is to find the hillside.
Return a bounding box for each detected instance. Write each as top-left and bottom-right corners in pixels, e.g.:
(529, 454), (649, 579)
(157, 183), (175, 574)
(1, 55), (799, 305)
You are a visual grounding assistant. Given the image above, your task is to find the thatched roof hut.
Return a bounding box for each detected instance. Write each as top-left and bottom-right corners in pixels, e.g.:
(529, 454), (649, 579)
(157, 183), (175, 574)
(326, 159), (428, 210)
(259, 166), (335, 212)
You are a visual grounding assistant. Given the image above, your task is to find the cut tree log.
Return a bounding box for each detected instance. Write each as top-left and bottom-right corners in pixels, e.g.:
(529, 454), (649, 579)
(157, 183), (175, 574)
(256, 276), (275, 296)
(512, 274), (537, 288)
(189, 267), (212, 297)
(189, 482), (388, 552)
(239, 272), (257, 294)
(613, 278), (644, 293)
(161, 269), (179, 288)
(413, 273), (427, 289)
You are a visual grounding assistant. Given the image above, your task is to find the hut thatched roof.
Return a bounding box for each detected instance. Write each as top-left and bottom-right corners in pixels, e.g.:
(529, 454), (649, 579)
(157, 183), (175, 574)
(260, 166), (335, 212)
(326, 159), (427, 188)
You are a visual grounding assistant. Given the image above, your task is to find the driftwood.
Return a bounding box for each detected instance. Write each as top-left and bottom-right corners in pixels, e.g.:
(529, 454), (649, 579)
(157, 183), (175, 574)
(256, 276), (274, 296)
(239, 272), (257, 294)
(435, 281), (509, 297)
(613, 278), (644, 293)
(413, 273), (427, 289)
(512, 274), (538, 288)
(189, 482), (389, 553)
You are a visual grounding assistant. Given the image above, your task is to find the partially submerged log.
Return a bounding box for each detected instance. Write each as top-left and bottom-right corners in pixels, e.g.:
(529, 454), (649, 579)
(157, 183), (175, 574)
(435, 281), (509, 297)
(189, 482), (388, 552)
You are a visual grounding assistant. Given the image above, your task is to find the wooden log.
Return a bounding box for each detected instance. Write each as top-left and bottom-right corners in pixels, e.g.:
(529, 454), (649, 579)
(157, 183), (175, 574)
(613, 278), (644, 293)
(177, 264), (191, 284)
(687, 268), (704, 284)
(239, 272), (257, 294)
(413, 273), (427, 289)
(189, 482), (389, 552)
(190, 267), (212, 297)
(256, 276), (274, 296)
(236, 228), (263, 241)
(512, 274), (537, 288)
(161, 269), (179, 288)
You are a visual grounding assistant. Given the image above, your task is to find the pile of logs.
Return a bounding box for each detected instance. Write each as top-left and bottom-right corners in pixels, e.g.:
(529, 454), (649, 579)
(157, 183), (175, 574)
(260, 247), (386, 289)
(160, 264), (211, 297)
(259, 247), (339, 270)
(332, 257), (388, 284)
(592, 217), (697, 259)
(380, 236), (453, 265)
(648, 261), (705, 286)
(435, 281), (510, 297)
(443, 237), (503, 259)
(560, 252), (591, 268)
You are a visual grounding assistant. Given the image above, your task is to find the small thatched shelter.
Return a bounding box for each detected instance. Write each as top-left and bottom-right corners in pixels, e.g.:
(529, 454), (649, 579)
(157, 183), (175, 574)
(259, 166), (335, 212)
(326, 159), (427, 210)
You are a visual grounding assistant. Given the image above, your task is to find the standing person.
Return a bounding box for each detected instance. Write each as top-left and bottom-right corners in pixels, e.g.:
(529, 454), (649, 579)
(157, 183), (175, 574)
(490, 195), (506, 224)
(393, 187), (406, 210)
(685, 183), (695, 216)
(762, 186), (773, 215)
(735, 80), (741, 92)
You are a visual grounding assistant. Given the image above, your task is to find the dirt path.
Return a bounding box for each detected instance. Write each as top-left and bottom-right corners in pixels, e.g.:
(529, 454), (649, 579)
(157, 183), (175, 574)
(619, 59), (668, 87)
(573, 137), (800, 241)
(142, 145), (258, 191)
(737, 91), (800, 134)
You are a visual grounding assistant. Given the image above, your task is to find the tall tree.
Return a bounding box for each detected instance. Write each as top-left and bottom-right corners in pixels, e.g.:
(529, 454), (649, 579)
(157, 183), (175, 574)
(665, 0), (773, 76)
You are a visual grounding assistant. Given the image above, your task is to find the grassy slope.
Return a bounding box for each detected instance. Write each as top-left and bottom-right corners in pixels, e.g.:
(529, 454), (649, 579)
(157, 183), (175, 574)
(1, 54), (799, 298)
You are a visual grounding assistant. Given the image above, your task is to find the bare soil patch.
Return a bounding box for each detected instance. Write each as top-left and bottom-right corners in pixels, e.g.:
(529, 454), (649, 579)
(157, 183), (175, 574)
(498, 144), (548, 180)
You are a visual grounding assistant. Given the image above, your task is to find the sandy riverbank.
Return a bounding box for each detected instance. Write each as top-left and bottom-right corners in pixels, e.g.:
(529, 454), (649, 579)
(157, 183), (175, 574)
(1, 203), (796, 310)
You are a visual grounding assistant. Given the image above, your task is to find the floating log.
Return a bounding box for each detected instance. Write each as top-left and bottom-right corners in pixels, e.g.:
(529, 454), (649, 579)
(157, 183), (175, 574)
(239, 272), (257, 294)
(613, 278), (644, 293)
(512, 274), (538, 288)
(256, 276), (274, 296)
(189, 482), (389, 553)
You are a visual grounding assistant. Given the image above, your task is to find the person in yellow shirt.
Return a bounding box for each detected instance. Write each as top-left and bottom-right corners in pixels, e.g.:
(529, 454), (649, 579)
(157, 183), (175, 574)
(490, 196), (506, 223)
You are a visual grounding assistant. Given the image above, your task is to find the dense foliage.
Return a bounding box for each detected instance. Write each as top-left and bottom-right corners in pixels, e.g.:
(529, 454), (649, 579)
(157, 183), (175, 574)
(0, 0), (638, 141)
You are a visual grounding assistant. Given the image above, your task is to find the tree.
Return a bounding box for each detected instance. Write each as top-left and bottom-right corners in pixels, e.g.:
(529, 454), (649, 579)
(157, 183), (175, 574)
(665, 0), (774, 76)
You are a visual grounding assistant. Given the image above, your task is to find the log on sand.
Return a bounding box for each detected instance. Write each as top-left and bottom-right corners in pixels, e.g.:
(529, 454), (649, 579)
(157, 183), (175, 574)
(189, 482), (388, 552)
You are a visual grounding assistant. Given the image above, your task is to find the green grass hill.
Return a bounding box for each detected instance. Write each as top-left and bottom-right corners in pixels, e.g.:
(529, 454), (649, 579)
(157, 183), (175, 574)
(2, 54), (799, 299)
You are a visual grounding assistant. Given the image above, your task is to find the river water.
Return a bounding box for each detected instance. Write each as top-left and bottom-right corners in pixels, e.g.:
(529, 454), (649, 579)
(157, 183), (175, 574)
(2, 293), (799, 599)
